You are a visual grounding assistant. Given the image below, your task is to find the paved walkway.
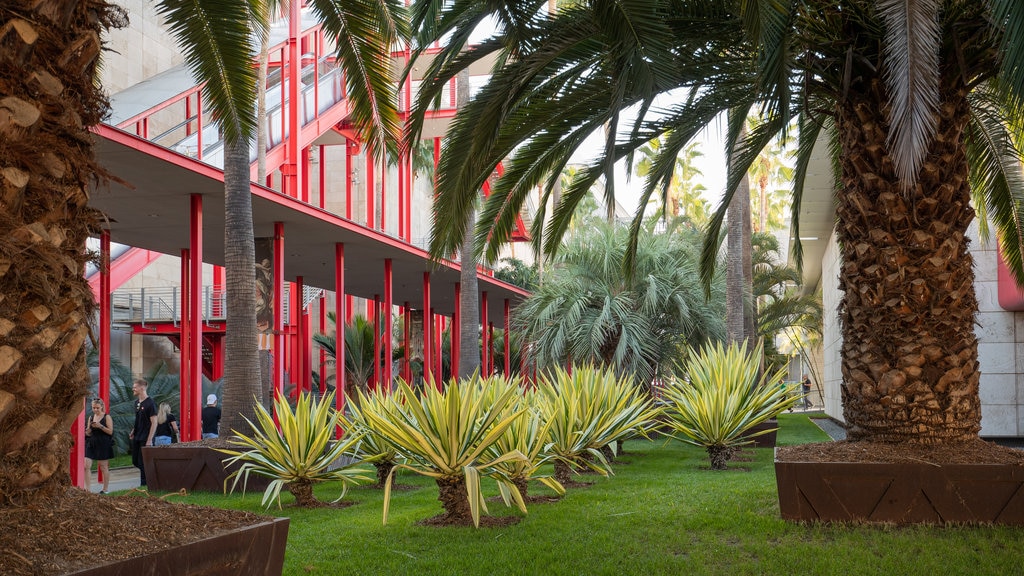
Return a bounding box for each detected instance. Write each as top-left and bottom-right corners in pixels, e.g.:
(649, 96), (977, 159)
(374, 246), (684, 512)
(86, 467), (142, 494)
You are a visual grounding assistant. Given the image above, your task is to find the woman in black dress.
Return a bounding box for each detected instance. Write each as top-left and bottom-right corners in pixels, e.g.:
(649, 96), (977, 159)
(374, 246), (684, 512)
(84, 398), (114, 493)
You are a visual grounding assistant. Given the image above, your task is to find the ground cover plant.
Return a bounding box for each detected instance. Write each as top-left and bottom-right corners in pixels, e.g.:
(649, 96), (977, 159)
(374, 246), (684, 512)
(148, 414), (1024, 575)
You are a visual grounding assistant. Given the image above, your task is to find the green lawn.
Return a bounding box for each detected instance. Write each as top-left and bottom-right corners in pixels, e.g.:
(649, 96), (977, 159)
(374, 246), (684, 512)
(145, 414), (1024, 575)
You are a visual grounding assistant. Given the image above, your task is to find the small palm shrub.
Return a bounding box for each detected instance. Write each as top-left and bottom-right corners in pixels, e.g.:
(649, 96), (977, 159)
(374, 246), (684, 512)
(661, 342), (799, 470)
(537, 365), (660, 485)
(219, 391), (371, 508)
(359, 376), (528, 527)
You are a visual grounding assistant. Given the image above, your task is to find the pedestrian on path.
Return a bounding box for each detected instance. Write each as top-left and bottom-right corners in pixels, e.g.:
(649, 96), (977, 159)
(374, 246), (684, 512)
(802, 374), (814, 410)
(153, 403), (179, 445)
(129, 379), (157, 486)
(202, 394), (221, 439)
(84, 398), (114, 494)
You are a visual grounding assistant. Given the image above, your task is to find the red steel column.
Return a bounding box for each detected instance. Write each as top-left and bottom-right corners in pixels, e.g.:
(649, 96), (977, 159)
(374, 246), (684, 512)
(403, 302), (411, 382)
(380, 154), (387, 232)
(71, 400), (85, 489)
(319, 145), (326, 209)
(365, 153), (375, 228)
(384, 259), (393, 388)
(345, 140), (353, 219)
(452, 282), (460, 378)
(489, 323), (495, 376)
(274, 222), (285, 398)
(422, 272), (432, 386)
(504, 299), (511, 376)
(398, 151), (405, 239)
(319, 294), (327, 394)
(283, 0), (302, 198)
(481, 291), (489, 377)
(372, 294), (381, 390)
(189, 194), (203, 441)
(180, 249), (192, 441)
(99, 231), (111, 406)
(293, 280), (303, 394)
(334, 243), (346, 437)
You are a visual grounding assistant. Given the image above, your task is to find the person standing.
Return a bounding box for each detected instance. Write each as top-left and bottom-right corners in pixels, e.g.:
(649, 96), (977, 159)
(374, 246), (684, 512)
(84, 398), (114, 494)
(129, 379), (157, 486)
(153, 403), (179, 445)
(201, 394), (221, 439)
(802, 374), (814, 410)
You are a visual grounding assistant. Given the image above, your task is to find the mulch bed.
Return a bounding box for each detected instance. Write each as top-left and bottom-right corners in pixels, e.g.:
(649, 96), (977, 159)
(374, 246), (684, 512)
(777, 438), (1024, 464)
(0, 488), (273, 575)
(417, 513), (521, 528)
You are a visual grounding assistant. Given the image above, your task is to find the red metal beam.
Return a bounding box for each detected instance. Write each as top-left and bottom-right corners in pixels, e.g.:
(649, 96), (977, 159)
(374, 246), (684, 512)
(423, 272), (431, 387)
(274, 222), (285, 399)
(180, 248), (192, 441)
(372, 294), (381, 390)
(384, 259), (393, 387)
(189, 194), (203, 441)
(335, 243), (346, 437)
(99, 231), (111, 407)
(452, 282), (460, 378)
(504, 298), (511, 376)
(88, 247), (161, 300)
(481, 291), (489, 376)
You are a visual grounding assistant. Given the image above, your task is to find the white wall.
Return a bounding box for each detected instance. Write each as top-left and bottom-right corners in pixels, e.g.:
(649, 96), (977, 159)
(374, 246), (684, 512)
(820, 222), (1024, 437)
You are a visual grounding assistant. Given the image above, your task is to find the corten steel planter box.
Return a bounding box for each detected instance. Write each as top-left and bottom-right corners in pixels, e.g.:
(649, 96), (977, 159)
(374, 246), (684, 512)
(775, 451), (1024, 525)
(70, 517), (289, 575)
(143, 445), (270, 492)
(741, 420), (778, 448)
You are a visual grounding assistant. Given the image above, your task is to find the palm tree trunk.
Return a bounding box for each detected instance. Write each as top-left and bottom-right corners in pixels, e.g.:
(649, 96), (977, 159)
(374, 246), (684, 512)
(221, 138), (262, 437)
(456, 69), (480, 379)
(436, 476), (473, 523)
(0, 0), (121, 503)
(726, 178), (750, 345)
(835, 79), (980, 444)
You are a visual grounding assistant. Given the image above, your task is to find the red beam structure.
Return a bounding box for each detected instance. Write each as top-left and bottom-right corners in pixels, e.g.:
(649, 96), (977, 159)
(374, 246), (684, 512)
(189, 193), (203, 441)
(334, 243), (346, 437)
(481, 291), (489, 376)
(384, 259), (393, 388)
(274, 222), (285, 399)
(283, 0), (302, 199)
(452, 282), (460, 378)
(319, 294), (327, 394)
(292, 280), (302, 393)
(70, 401), (85, 489)
(180, 248), (192, 441)
(422, 272), (432, 387)
(504, 298), (511, 376)
(373, 294), (381, 390)
(99, 230), (111, 407)
(403, 302), (411, 382)
(366, 153), (375, 228)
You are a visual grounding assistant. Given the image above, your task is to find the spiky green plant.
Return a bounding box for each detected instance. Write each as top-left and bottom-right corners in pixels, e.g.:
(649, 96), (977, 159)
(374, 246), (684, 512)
(219, 391), (371, 508)
(359, 377), (527, 527)
(344, 386), (406, 488)
(537, 365), (660, 486)
(662, 342), (800, 470)
(481, 380), (565, 503)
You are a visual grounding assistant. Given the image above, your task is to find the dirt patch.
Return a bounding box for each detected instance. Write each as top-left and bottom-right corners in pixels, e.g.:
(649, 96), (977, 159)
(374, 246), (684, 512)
(416, 513), (521, 528)
(777, 438), (1024, 465)
(0, 488), (274, 575)
(560, 479), (595, 489)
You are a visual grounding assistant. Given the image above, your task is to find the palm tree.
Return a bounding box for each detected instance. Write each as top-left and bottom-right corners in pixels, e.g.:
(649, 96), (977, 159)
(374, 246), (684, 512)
(515, 221), (724, 385)
(635, 138), (709, 226)
(159, 0), (405, 436)
(417, 1), (1024, 447)
(746, 118), (794, 234)
(313, 313), (382, 397)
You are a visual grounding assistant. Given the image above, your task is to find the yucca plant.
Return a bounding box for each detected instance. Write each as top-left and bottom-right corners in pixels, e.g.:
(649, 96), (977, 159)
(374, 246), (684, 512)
(482, 380), (565, 503)
(662, 342), (800, 470)
(219, 391), (372, 508)
(537, 365), (660, 486)
(343, 386), (405, 488)
(359, 377), (528, 527)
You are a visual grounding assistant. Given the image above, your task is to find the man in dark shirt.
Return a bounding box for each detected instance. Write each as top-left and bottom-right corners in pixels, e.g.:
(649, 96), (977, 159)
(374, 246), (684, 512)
(129, 379), (157, 486)
(202, 394), (221, 439)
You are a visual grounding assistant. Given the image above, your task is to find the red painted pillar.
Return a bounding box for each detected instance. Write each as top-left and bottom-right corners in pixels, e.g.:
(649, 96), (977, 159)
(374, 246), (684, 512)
(366, 153), (375, 229)
(70, 400), (85, 489)
(274, 222), (285, 399)
(213, 265), (225, 317)
(504, 299), (511, 377)
(422, 272), (432, 387)
(452, 282), (460, 379)
(380, 154), (387, 232)
(334, 243), (346, 437)
(345, 140), (353, 219)
(180, 249), (192, 441)
(489, 322), (495, 376)
(301, 147), (311, 204)
(372, 294), (381, 390)
(292, 280), (303, 394)
(99, 231), (111, 407)
(481, 291), (489, 377)
(319, 145), (326, 209)
(283, 0), (302, 198)
(398, 151), (405, 239)
(189, 194), (203, 441)
(384, 259), (393, 388)
(345, 294), (354, 324)
(403, 302), (411, 382)
(319, 294), (327, 394)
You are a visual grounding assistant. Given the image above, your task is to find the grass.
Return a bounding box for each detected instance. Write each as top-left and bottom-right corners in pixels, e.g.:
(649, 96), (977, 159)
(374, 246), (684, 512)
(139, 413), (1024, 575)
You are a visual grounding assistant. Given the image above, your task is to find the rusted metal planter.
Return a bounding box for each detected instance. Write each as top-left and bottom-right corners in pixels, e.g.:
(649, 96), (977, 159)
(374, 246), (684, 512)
(775, 451), (1024, 524)
(741, 419), (778, 448)
(143, 444), (269, 492)
(70, 517), (289, 575)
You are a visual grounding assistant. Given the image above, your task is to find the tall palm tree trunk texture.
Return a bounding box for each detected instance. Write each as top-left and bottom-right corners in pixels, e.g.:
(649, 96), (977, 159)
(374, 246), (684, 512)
(0, 0), (123, 503)
(836, 78), (979, 444)
(221, 138), (261, 437)
(456, 68), (480, 380)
